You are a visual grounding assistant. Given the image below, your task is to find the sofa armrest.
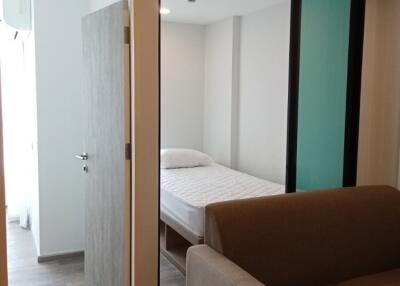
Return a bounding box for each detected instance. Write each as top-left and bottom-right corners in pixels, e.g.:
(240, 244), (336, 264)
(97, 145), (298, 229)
(186, 245), (264, 286)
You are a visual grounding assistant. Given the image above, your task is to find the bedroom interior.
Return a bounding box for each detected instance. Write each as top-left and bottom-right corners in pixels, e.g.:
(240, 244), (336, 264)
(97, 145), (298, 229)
(159, 0), (291, 281)
(159, 0), (400, 285)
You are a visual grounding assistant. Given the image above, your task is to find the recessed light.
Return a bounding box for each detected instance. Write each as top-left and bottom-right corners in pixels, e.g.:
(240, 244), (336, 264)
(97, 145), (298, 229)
(160, 7), (171, 15)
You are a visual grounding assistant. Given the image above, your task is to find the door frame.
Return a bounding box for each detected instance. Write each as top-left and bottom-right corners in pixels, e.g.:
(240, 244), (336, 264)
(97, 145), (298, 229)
(123, 6), (132, 286)
(0, 69), (8, 286)
(131, 0), (160, 285)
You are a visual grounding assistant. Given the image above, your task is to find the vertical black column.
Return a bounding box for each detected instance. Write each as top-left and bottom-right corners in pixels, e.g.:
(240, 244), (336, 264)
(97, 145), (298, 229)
(286, 0), (302, 193)
(343, 0), (366, 187)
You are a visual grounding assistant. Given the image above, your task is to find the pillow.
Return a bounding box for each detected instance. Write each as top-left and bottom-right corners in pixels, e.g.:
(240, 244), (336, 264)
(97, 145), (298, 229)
(160, 149), (213, 169)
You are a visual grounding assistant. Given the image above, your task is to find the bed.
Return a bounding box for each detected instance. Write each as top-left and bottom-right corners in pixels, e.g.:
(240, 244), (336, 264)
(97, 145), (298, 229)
(160, 159), (285, 272)
(161, 163), (285, 238)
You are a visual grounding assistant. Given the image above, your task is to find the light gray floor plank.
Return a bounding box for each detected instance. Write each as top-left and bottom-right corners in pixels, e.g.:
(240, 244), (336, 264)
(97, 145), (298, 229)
(7, 222), (84, 286)
(160, 254), (185, 286)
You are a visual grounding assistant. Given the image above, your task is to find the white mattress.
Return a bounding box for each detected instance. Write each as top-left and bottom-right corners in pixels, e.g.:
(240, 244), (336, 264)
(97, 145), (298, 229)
(160, 163), (285, 237)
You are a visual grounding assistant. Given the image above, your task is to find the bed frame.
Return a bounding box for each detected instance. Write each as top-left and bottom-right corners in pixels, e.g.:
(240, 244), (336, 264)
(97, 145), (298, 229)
(160, 211), (203, 273)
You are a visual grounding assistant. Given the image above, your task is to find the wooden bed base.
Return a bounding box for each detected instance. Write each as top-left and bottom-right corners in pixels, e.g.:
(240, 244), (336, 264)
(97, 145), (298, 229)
(160, 212), (204, 274)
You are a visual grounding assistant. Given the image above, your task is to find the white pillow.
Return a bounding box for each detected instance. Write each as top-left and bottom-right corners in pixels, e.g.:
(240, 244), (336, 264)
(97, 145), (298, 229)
(160, 149), (213, 169)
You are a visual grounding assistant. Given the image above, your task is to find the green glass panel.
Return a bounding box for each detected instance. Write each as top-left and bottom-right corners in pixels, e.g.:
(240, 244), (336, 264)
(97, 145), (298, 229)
(297, 0), (351, 191)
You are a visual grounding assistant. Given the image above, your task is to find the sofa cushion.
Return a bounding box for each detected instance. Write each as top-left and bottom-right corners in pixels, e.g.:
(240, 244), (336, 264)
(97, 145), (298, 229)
(338, 268), (400, 286)
(205, 186), (400, 286)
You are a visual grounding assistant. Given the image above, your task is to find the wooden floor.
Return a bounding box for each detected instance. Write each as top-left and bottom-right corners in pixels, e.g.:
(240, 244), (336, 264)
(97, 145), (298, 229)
(7, 222), (84, 286)
(6, 222), (185, 286)
(160, 254), (185, 286)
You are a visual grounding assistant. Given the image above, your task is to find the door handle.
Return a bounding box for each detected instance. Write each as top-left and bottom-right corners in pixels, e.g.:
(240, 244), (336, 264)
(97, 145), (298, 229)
(75, 153), (89, 161)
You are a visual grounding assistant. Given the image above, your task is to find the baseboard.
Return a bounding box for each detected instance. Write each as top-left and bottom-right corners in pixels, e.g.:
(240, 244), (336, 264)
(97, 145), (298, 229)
(38, 250), (84, 263)
(7, 216), (19, 223)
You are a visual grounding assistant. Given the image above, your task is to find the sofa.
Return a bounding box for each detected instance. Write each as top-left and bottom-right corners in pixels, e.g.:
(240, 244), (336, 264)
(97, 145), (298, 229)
(186, 186), (400, 286)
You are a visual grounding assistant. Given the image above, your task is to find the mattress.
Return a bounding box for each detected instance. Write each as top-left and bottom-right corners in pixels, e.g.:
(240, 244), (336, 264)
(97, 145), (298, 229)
(160, 163), (285, 237)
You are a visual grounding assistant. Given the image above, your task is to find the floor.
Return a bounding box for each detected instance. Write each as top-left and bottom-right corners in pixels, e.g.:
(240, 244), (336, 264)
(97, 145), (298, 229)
(7, 222), (84, 286)
(6, 222), (185, 286)
(160, 255), (185, 286)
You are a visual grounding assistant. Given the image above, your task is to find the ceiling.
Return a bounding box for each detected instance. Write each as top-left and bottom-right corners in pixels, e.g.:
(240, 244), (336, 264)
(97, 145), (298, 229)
(161, 0), (288, 25)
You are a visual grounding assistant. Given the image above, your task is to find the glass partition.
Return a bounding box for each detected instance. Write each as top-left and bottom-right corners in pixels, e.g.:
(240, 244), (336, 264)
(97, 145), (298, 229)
(296, 0), (351, 191)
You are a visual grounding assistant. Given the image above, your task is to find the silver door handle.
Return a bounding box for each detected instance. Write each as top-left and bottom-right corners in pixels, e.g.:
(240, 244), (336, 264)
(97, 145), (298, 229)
(75, 153), (88, 160)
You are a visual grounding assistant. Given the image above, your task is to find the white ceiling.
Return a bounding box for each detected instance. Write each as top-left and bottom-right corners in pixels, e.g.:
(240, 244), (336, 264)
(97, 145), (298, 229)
(161, 0), (289, 25)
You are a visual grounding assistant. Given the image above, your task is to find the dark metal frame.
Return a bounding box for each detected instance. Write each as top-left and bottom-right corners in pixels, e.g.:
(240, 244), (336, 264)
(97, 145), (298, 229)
(286, 0), (302, 193)
(343, 0), (366, 187)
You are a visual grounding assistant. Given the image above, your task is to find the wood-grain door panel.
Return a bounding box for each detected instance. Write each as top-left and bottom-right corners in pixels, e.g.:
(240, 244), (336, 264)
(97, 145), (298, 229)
(82, 2), (131, 285)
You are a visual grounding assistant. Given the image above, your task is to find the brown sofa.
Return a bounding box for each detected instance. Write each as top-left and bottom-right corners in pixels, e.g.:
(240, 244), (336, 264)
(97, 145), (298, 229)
(186, 186), (400, 286)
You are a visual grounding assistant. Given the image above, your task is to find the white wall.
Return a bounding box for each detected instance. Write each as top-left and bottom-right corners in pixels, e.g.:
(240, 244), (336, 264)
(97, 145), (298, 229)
(161, 18), (236, 165)
(203, 18), (235, 167)
(161, 2), (290, 183)
(24, 32), (40, 253)
(161, 22), (205, 151)
(33, 0), (89, 256)
(89, 0), (120, 13)
(237, 2), (290, 184)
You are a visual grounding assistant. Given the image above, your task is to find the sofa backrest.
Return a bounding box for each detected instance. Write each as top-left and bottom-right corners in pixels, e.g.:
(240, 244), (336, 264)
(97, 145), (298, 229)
(205, 186), (400, 286)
